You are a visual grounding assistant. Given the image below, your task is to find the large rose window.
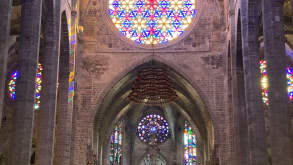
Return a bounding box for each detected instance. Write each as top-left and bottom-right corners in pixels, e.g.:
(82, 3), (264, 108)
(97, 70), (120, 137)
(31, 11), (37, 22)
(137, 114), (170, 145)
(108, 0), (197, 45)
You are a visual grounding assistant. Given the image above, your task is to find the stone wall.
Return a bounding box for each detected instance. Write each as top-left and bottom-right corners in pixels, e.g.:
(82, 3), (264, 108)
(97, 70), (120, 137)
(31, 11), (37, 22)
(71, 0), (231, 164)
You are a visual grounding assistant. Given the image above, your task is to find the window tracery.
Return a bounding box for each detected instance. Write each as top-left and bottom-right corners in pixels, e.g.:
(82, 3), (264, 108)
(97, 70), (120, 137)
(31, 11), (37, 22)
(184, 121), (197, 165)
(137, 113), (170, 145)
(110, 121), (123, 165)
(108, 0), (197, 45)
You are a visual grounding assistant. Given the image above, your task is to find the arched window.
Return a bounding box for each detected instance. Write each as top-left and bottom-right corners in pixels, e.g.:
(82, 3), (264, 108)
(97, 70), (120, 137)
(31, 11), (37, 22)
(8, 63), (43, 110)
(184, 121), (197, 165)
(108, 0), (197, 45)
(110, 121), (123, 165)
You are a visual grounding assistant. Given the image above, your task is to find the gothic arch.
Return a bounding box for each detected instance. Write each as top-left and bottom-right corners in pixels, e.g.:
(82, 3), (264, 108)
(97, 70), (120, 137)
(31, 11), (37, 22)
(92, 56), (214, 123)
(92, 59), (215, 165)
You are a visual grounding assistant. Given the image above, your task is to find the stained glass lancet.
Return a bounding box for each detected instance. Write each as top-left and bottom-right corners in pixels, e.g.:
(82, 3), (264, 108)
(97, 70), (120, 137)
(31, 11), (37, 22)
(108, 0), (197, 45)
(34, 63), (43, 110)
(8, 64), (43, 110)
(8, 71), (19, 100)
(286, 67), (293, 100)
(259, 60), (269, 105)
(259, 60), (293, 105)
(110, 121), (123, 165)
(184, 121), (197, 165)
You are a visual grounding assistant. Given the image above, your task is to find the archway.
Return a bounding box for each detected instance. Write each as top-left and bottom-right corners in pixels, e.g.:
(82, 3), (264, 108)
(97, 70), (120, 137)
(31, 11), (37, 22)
(93, 60), (214, 165)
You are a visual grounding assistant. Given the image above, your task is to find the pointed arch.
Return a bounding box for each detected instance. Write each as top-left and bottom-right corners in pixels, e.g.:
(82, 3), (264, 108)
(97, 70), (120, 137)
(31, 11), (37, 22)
(92, 59), (215, 165)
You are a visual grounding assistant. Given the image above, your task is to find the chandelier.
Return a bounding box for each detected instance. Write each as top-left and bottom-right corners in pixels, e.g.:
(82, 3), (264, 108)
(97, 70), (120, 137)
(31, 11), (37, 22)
(128, 67), (177, 105)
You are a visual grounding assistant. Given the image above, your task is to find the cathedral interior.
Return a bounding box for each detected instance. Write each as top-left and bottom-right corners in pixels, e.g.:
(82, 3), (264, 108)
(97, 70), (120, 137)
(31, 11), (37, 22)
(0, 0), (293, 165)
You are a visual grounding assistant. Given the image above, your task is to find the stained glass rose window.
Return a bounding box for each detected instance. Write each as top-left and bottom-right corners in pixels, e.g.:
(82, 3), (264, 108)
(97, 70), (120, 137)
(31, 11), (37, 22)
(108, 0), (197, 45)
(137, 114), (170, 145)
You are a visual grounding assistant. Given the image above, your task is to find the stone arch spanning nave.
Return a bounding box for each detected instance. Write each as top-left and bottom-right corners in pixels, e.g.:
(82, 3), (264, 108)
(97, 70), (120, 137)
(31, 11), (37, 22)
(0, 0), (293, 165)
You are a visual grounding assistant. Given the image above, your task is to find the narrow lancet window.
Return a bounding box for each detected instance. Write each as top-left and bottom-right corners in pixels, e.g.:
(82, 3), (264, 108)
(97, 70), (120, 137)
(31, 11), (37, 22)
(260, 60), (269, 105)
(8, 63), (43, 110)
(110, 121), (123, 165)
(286, 67), (293, 100)
(259, 60), (293, 104)
(8, 71), (19, 100)
(34, 63), (43, 110)
(184, 121), (197, 165)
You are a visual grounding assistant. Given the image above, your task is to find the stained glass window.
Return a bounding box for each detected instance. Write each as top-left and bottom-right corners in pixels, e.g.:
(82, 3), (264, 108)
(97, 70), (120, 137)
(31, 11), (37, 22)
(137, 114), (170, 145)
(110, 121), (123, 165)
(8, 64), (43, 110)
(8, 71), (19, 100)
(260, 60), (293, 104)
(260, 60), (269, 105)
(34, 63), (43, 110)
(108, 0), (197, 45)
(286, 67), (293, 100)
(184, 121), (197, 165)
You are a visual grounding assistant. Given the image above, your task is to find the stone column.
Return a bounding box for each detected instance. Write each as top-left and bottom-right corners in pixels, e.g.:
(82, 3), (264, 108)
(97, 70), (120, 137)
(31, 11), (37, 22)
(10, 0), (42, 165)
(0, 0), (13, 128)
(53, 13), (72, 165)
(231, 12), (249, 165)
(123, 117), (132, 165)
(36, 1), (61, 165)
(240, 0), (268, 165)
(262, 0), (293, 164)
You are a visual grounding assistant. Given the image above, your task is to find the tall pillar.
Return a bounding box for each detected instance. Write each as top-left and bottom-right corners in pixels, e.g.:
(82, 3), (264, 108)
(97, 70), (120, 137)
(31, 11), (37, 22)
(123, 117), (132, 165)
(0, 0), (13, 128)
(36, 1), (61, 165)
(53, 13), (72, 164)
(262, 0), (293, 164)
(10, 0), (42, 165)
(231, 12), (249, 165)
(240, 0), (268, 164)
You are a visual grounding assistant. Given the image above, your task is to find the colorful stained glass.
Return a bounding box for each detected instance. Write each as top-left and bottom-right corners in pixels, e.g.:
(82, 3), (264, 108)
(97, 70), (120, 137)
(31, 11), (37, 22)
(34, 63), (43, 110)
(8, 71), (19, 100)
(137, 114), (170, 145)
(260, 60), (293, 104)
(286, 67), (293, 100)
(110, 121), (123, 165)
(108, 0), (197, 44)
(184, 121), (197, 165)
(8, 64), (43, 110)
(260, 60), (269, 105)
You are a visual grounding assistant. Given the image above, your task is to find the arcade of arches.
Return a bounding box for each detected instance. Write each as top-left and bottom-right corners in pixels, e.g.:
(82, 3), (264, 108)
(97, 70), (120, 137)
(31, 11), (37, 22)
(0, 0), (293, 165)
